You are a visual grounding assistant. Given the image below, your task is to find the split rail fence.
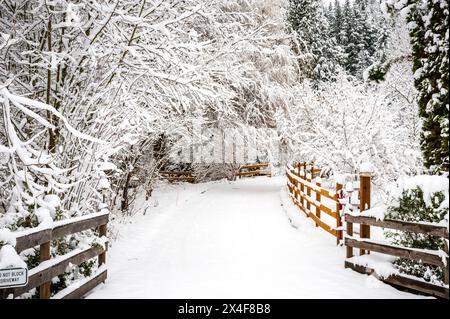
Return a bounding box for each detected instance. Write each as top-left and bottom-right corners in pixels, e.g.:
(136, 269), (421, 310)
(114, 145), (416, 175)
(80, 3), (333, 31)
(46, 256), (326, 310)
(160, 171), (196, 183)
(345, 212), (449, 299)
(286, 162), (449, 299)
(236, 163), (272, 178)
(286, 162), (343, 244)
(0, 211), (108, 299)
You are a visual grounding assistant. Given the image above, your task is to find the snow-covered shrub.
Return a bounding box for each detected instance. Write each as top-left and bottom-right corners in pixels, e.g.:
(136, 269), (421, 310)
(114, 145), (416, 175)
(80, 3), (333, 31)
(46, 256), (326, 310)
(0, 88), (108, 297)
(277, 70), (422, 197)
(384, 175), (449, 284)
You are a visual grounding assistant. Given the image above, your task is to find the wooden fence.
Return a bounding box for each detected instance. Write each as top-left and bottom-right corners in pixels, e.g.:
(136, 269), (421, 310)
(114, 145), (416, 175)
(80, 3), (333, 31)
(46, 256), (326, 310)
(160, 171), (195, 183)
(285, 162), (343, 244)
(340, 171), (449, 299)
(236, 163), (272, 178)
(345, 214), (449, 299)
(0, 211), (108, 299)
(287, 163), (449, 298)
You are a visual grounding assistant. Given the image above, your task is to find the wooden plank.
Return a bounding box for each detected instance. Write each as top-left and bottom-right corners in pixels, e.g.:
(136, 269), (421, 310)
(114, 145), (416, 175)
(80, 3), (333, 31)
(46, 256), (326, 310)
(360, 175), (371, 255)
(52, 214), (109, 240)
(320, 189), (339, 202)
(15, 213), (109, 253)
(98, 224), (107, 266)
(166, 177), (195, 182)
(240, 163), (270, 170)
(298, 191), (337, 219)
(10, 245), (106, 297)
(345, 261), (449, 299)
(236, 170), (271, 176)
(15, 229), (52, 253)
(345, 238), (448, 268)
(299, 174), (305, 208)
(39, 241), (51, 299)
(319, 204), (338, 219)
(306, 179), (312, 222)
(160, 171), (193, 176)
(383, 272), (449, 299)
(346, 222), (354, 258)
(445, 241), (449, 285)
(315, 181), (321, 227)
(335, 183), (343, 245)
(309, 211), (337, 237)
(57, 268), (107, 299)
(344, 260), (373, 275)
(345, 215), (449, 239)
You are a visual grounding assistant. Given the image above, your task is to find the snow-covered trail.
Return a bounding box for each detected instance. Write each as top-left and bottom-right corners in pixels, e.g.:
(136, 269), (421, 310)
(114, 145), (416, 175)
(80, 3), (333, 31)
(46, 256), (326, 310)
(87, 177), (424, 298)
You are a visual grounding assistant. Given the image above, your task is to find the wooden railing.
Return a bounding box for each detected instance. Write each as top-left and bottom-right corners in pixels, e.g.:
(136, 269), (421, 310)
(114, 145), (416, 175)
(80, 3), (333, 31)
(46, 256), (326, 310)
(236, 163), (272, 178)
(160, 171), (195, 183)
(285, 162), (343, 244)
(345, 214), (449, 299)
(0, 211), (108, 299)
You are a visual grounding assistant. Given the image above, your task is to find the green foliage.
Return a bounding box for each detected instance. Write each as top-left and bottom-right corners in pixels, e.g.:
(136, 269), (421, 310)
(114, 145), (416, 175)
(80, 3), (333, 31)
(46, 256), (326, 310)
(287, 0), (342, 82)
(366, 62), (391, 83)
(52, 236), (79, 256)
(79, 259), (96, 277)
(51, 274), (68, 293)
(23, 249), (41, 269)
(326, 0), (388, 78)
(383, 0), (449, 173)
(385, 186), (447, 284)
(412, 1), (449, 174)
(14, 214), (39, 230)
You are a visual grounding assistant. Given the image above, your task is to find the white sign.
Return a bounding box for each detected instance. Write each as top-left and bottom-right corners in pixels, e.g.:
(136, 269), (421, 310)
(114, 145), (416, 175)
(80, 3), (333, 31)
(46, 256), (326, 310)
(0, 268), (28, 288)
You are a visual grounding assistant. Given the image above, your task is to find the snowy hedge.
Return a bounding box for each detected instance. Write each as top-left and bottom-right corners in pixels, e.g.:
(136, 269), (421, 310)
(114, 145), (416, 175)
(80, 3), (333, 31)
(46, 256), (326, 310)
(385, 175), (449, 284)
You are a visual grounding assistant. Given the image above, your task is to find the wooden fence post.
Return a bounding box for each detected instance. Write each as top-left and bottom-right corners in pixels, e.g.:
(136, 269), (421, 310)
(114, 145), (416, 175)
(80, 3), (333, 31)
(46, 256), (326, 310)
(316, 179), (321, 227)
(306, 165), (312, 217)
(346, 221), (353, 258)
(336, 183), (343, 245)
(444, 240), (449, 286)
(359, 173), (371, 255)
(98, 224), (107, 266)
(301, 162), (306, 208)
(39, 241), (51, 299)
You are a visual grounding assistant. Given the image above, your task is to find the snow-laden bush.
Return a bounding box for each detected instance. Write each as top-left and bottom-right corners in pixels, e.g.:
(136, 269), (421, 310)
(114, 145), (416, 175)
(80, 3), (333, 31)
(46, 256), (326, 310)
(276, 68), (422, 197)
(384, 175), (449, 285)
(0, 88), (107, 297)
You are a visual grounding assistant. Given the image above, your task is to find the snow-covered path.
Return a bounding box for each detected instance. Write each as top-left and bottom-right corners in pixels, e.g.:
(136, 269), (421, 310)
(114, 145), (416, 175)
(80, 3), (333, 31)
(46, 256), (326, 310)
(87, 177), (424, 298)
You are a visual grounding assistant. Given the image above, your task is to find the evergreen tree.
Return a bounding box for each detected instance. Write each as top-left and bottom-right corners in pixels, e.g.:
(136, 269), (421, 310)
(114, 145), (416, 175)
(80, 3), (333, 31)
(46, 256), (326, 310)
(383, 0), (449, 173)
(330, 0), (343, 43)
(327, 0), (388, 78)
(343, 2), (361, 75)
(287, 0), (341, 82)
(355, 1), (379, 72)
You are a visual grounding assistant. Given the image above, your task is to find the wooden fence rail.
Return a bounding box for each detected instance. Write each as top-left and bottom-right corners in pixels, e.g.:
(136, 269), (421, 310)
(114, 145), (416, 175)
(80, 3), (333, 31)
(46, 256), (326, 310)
(345, 214), (449, 299)
(160, 171), (195, 183)
(285, 162), (342, 244)
(0, 211), (109, 299)
(236, 163), (272, 178)
(287, 161), (449, 298)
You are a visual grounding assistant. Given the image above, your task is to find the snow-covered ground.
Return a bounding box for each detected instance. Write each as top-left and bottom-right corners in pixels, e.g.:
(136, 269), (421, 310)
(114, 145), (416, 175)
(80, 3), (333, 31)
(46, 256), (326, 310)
(87, 176), (426, 299)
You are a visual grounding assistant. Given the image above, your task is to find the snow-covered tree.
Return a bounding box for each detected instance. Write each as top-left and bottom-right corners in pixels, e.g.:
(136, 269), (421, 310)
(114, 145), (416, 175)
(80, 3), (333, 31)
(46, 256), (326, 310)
(380, 0), (449, 174)
(327, 0), (388, 78)
(287, 0), (342, 82)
